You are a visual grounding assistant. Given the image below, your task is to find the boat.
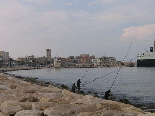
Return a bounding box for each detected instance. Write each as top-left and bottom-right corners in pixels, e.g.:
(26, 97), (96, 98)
(137, 41), (155, 67)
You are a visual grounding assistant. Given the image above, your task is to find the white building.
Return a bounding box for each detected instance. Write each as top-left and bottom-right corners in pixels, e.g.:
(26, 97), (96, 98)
(54, 57), (61, 68)
(109, 57), (117, 66)
(100, 56), (117, 66)
(0, 51), (9, 62)
(91, 58), (100, 66)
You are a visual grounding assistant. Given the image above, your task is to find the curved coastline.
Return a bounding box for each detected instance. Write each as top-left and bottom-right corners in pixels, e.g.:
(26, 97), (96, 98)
(0, 72), (155, 115)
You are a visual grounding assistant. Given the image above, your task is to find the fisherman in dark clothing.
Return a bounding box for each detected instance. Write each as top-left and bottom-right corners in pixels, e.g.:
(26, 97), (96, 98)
(104, 90), (111, 100)
(71, 83), (76, 93)
(77, 79), (81, 90)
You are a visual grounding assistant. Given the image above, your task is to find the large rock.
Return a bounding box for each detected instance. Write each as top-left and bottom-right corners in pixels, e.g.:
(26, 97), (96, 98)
(19, 102), (32, 110)
(96, 101), (146, 115)
(71, 95), (103, 105)
(0, 100), (23, 115)
(62, 89), (83, 102)
(38, 92), (64, 99)
(15, 110), (43, 116)
(9, 85), (17, 89)
(20, 96), (39, 102)
(77, 110), (137, 116)
(39, 92), (65, 103)
(44, 104), (97, 116)
(32, 102), (56, 111)
(0, 73), (155, 116)
(0, 112), (8, 116)
(39, 86), (62, 93)
(0, 85), (8, 90)
(0, 94), (15, 104)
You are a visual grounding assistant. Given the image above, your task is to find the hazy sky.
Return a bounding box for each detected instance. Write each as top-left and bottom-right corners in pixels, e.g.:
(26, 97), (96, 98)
(1, 0), (155, 61)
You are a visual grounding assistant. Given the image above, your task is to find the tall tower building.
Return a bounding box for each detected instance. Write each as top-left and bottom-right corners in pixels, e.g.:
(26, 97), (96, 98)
(46, 49), (51, 62)
(154, 40), (155, 52)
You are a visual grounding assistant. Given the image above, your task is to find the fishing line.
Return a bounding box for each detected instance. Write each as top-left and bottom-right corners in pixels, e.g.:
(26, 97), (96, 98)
(80, 68), (90, 81)
(81, 30), (138, 89)
(81, 69), (120, 87)
(74, 30), (139, 91)
(109, 30), (139, 91)
(71, 65), (90, 86)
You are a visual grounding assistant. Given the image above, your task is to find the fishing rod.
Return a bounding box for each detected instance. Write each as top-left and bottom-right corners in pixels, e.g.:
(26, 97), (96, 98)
(72, 30), (139, 93)
(81, 30), (139, 87)
(81, 68), (122, 87)
(71, 63), (91, 87)
(81, 31), (139, 92)
(109, 30), (139, 91)
(80, 67), (90, 81)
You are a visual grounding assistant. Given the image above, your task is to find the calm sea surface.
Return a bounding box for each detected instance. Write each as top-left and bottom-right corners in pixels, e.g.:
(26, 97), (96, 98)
(7, 67), (155, 107)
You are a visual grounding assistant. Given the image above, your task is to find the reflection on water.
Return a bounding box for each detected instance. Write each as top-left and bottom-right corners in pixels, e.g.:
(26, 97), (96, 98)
(7, 67), (155, 106)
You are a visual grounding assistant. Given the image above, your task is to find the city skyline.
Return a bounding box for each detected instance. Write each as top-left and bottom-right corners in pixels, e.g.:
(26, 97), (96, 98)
(1, 0), (155, 61)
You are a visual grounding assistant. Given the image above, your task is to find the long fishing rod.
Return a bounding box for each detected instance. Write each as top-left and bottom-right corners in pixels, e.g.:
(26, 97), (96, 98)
(73, 31), (139, 92)
(81, 69), (121, 87)
(109, 30), (139, 91)
(80, 67), (90, 81)
(81, 31), (138, 90)
(71, 63), (91, 87)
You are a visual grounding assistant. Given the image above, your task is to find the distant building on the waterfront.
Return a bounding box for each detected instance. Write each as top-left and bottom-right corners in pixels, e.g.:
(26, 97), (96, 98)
(0, 51), (10, 62)
(54, 57), (61, 68)
(16, 55), (35, 66)
(100, 56), (117, 66)
(89, 55), (95, 60)
(36, 56), (47, 66)
(46, 49), (51, 64)
(109, 57), (117, 66)
(92, 58), (100, 66)
(80, 54), (89, 63)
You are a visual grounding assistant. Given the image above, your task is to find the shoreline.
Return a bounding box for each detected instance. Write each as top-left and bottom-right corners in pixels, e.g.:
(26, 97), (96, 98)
(3, 67), (155, 111)
(0, 66), (45, 73)
(0, 65), (128, 72)
(4, 72), (155, 112)
(0, 73), (155, 115)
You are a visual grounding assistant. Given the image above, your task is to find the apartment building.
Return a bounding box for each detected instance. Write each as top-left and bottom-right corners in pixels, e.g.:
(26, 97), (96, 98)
(92, 58), (100, 66)
(100, 56), (117, 66)
(80, 54), (89, 63)
(54, 57), (61, 68)
(0, 51), (9, 62)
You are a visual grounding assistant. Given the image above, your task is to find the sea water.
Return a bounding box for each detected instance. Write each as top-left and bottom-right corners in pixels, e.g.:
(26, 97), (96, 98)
(7, 67), (155, 108)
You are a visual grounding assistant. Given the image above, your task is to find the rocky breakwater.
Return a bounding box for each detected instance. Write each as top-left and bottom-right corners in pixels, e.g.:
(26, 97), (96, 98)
(0, 73), (155, 116)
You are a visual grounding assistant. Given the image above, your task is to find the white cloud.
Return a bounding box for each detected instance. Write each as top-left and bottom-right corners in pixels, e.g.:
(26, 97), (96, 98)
(23, 0), (50, 4)
(1, 0), (155, 59)
(120, 24), (155, 41)
(89, 0), (121, 6)
(63, 3), (73, 6)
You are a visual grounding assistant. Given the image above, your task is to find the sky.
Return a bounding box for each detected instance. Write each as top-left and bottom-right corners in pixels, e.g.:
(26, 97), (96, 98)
(1, 0), (155, 61)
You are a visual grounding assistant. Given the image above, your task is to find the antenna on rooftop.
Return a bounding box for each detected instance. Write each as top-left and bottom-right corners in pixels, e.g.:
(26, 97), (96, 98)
(55, 52), (57, 57)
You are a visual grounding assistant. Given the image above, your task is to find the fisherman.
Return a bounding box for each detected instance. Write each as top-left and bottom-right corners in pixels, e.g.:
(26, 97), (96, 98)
(71, 83), (76, 93)
(77, 79), (81, 90)
(104, 90), (111, 100)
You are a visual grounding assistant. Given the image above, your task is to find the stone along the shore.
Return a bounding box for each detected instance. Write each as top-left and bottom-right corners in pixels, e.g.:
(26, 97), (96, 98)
(0, 73), (154, 116)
